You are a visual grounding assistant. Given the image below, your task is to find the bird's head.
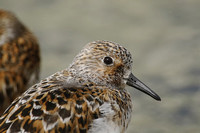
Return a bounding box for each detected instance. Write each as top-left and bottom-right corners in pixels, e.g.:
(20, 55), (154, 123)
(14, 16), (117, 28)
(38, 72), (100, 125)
(69, 40), (161, 101)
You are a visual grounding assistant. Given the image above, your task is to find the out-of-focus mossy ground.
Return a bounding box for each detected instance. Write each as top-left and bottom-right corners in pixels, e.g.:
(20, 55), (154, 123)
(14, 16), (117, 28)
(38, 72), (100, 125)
(1, 0), (200, 133)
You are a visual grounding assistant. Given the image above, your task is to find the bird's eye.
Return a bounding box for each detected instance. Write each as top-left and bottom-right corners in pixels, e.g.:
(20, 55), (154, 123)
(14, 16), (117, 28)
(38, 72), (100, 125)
(103, 56), (113, 65)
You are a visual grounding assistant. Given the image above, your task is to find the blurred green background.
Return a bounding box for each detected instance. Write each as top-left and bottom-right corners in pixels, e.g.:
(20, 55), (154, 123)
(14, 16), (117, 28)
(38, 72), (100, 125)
(1, 0), (200, 133)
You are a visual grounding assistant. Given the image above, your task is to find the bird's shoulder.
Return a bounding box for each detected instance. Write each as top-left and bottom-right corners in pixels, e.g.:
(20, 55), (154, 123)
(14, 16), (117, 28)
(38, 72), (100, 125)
(0, 76), (131, 132)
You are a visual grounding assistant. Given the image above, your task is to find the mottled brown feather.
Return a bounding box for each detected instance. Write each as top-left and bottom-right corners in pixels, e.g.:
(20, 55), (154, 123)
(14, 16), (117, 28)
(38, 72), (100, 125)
(0, 9), (40, 115)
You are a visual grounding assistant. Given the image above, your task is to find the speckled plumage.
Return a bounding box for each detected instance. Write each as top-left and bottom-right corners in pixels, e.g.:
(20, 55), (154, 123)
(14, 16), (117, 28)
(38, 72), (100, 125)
(0, 9), (40, 115)
(0, 40), (160, 133)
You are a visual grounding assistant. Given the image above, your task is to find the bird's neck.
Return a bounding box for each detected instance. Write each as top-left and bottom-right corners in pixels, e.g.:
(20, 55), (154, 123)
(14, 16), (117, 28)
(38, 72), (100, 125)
(55, 68), (125, 90)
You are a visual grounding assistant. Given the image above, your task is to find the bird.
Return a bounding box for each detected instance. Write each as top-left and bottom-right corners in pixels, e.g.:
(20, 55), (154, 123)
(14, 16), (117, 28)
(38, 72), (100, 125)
(0, 40), (160, 133)
(0, 9), (40, 115)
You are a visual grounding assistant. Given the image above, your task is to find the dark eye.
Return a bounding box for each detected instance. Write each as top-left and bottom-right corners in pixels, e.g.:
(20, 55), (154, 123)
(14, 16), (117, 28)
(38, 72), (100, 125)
(103, 56), (113, 65)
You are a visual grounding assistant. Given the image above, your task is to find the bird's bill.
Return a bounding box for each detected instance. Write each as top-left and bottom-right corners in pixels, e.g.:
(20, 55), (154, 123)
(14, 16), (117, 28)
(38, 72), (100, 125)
(126, 73), (161, 101)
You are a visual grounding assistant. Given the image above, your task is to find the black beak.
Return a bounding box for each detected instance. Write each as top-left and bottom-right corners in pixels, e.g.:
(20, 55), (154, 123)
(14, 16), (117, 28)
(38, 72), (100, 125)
(126, 73), (161, 101)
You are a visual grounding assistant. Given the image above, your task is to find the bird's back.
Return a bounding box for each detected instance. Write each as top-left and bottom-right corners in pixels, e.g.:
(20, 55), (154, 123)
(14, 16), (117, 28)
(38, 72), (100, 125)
(0, 70), (132, 133)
